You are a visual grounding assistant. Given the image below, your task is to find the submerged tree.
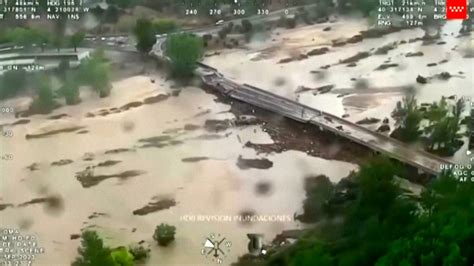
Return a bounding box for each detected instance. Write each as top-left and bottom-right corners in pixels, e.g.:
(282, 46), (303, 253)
(133, 18), (157, 53)
(79, 55), (112, 97)
(165, 33), (203, 78)
(110, 247), (134, 266)
(0, 69), (28, 99)
(391, 95), (422, 142)
(377, 171), (474, 265)
(29, 75), (57, 114)
(424, 98), (464, 155)
(153, 223), (176, 246)
(72, 231), (116, 266)
(246, 157), (474, 266)
(61, 72), (81, 105)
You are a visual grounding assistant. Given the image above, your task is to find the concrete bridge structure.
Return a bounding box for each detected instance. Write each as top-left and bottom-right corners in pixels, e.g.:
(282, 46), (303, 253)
(196, 63), (453, 175)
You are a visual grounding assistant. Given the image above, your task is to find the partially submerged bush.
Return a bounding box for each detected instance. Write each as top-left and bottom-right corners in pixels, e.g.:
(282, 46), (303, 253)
(153, 223), (176, 246)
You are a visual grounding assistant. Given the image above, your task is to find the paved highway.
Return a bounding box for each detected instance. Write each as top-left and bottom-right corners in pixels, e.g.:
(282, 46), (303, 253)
(85, 4), (316, 54)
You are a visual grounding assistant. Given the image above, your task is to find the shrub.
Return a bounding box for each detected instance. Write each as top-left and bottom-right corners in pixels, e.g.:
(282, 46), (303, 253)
(0, 69), (27, 99)
(153, 223), (176, 246)
(129, 245), (150, 261)
(165, 33), (203, 78)
(241, 19), (253, 33)
(110, 247), (134, 266)
(72, 231), (115, 266)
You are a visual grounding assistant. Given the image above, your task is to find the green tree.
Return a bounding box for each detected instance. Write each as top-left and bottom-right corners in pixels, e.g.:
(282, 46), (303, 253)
(34, 29), (51, 52)
(79, 55), (112, 97)
(52, 35), (64, 52)
(377, 172), (474, 265)
(62, 72), (81, 105)
(72, 231), (116, 266)
(153, 223), (176, 246)
(5, 28), (37, 49)
(110, 247), (134, 266)
(453, 98), (465, 119)
(0, 69), (27, 99)
(133, 18), (157, 53)
(128, 245), (149, 262)
(256, 159), (474, 266)
(165, 33), (203, 78)
(299, 175), (335, 222)
(30, 75), (57, 114)
(424, 98), (464, 155)
(70, 31), (86, 52)
(391, 95), (422, 142)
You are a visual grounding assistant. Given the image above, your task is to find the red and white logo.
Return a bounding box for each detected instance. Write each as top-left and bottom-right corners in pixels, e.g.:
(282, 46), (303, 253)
(446, 0), (468, 20)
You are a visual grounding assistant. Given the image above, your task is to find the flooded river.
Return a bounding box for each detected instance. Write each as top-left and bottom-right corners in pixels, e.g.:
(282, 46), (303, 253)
(0, 74), (356, 265)
(1, 16), (472, 266)
(204, 18), (473, 163)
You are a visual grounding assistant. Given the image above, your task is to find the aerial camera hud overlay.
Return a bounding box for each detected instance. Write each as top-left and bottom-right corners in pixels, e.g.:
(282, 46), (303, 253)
(0, 0), (473, 265)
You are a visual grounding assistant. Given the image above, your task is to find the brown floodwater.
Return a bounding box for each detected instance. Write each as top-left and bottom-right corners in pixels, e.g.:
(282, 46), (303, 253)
(0, 74), (357, 265)
(204, 19), (473, 163)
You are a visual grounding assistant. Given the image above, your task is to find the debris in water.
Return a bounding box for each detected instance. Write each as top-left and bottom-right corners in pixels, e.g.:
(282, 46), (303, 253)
(416, 75), (428, 84)
(236, 156), (273, 170)
(339, 51), (370, 64)
(17, 194), (64, 213)
(96, 160), (122, 168)
(105, 148), (134, 154)
(26, 126), (85, 139)
(11, 119), (30, 126)
(88, 212), (109, 219)
(255, 181), (272, 195)
(120, 101), (143, 111)
(26, 162), (40, 171)
(76, 169), (145, 188)
(51, 159), (73, 166)
(184, 124), (200, 131)
(375, 63), (399, 71)
(307, 47), (329, 56)
(143, 94), (170, 104)
(48, 113), (69, 120)
(356, 117), (381, 125)
(377, 124), (391, 133)
(181, 157), (210, 163)
(132, 198), (176, 216)
(83, 152), (95, 161)
(0, 203), (13, 211)
(406, 51), (424, 57)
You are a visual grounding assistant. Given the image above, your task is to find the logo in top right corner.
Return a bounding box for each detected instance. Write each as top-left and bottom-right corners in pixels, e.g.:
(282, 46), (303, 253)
(446, 0), (468, 20)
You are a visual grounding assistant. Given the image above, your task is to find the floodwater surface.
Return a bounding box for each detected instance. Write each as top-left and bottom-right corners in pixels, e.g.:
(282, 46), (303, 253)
(0, 74), (356, 265)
